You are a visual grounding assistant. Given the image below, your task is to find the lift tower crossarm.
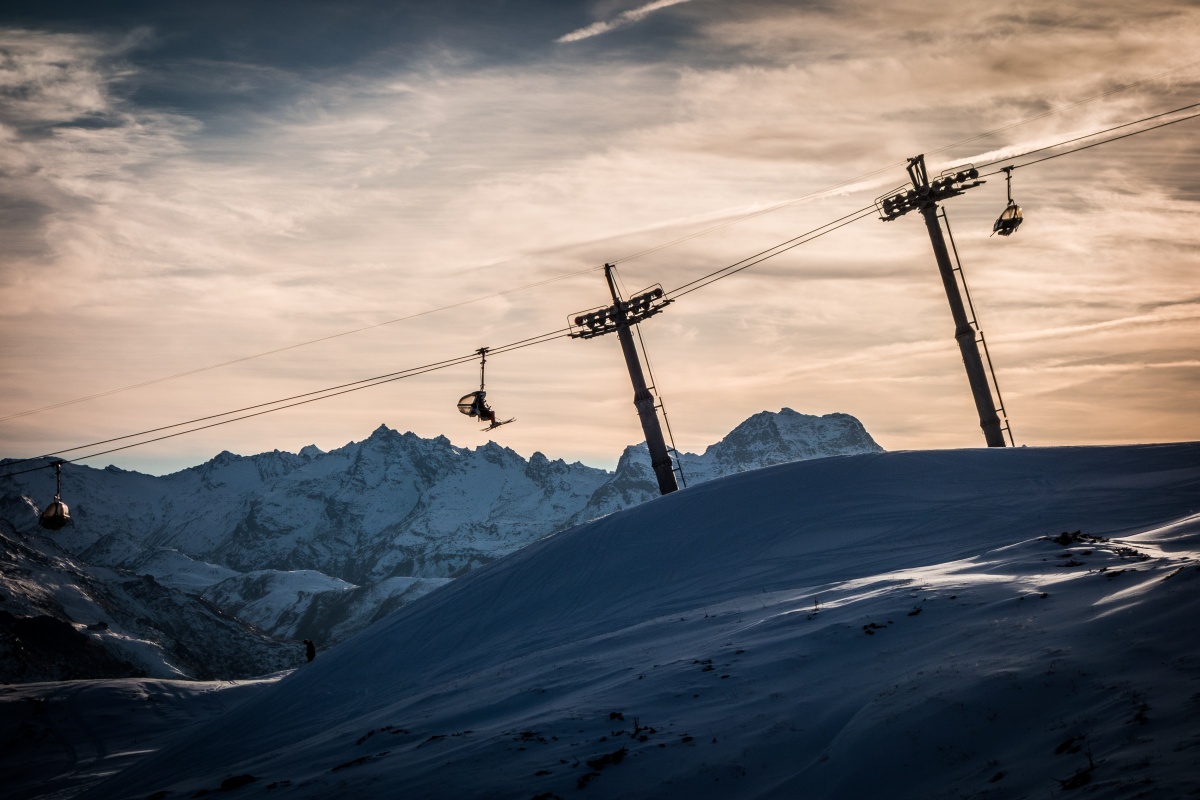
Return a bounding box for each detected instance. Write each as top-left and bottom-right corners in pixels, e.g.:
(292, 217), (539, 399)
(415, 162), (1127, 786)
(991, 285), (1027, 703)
(569, 264), (679, 496)
(878, 154), (1007, 447)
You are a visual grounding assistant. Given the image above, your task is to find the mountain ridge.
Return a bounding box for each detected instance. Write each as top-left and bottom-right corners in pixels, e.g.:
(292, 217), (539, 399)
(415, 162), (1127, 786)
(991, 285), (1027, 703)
(1, 409), (881, 668)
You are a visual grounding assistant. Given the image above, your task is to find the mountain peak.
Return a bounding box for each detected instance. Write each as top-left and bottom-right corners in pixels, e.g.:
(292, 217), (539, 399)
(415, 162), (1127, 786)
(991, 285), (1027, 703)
(703, 408), (881, 468)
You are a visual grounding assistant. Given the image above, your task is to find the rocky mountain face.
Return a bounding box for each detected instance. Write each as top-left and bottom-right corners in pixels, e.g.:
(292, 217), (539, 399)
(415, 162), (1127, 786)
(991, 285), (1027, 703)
(0, 409), (880, 677)
(0, 520), (300, 683)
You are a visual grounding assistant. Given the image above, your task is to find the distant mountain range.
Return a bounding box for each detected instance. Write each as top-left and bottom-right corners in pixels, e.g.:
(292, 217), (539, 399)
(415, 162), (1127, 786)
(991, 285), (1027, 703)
(0, 409), (880, 681)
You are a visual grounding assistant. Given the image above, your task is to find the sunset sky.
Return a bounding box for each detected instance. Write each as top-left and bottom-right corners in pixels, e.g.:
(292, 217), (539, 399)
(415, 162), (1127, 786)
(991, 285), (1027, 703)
(2, 0), (1198, 475)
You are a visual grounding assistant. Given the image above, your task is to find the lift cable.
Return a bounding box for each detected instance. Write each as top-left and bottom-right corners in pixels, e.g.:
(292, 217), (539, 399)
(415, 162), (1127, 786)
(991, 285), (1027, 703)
(0, 267), (601, 424)
(615, 60), (1200, 268)
(977, 105), (1200, 176)
(926, 58), (1200, 162)
(2, 203), (882, 478)
(665, 204), (880, 300)
(973, 101), (1200, 172)
(5, 96), (1198, 478)
(7, 73), (1198, 426)
(11, 66), (1196, 427)
(0, 329), (569, 478)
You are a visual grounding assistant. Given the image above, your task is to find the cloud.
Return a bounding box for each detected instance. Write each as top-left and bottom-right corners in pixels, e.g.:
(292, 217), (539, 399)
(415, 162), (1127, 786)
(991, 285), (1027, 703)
(3, 3), (1200, 471)
(557, 0), (694, 43)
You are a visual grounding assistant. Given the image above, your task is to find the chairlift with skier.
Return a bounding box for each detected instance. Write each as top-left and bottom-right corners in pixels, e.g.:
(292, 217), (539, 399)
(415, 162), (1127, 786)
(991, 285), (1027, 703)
(457, 348), (514, 432)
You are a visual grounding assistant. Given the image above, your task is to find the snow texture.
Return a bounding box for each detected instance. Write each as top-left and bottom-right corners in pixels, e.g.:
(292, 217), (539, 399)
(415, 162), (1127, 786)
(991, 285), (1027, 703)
(9, 441), (1192, 799)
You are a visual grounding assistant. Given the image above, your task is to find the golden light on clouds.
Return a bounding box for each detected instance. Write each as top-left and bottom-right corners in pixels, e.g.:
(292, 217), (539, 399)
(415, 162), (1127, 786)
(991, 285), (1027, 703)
(1, 1), (1198, 474)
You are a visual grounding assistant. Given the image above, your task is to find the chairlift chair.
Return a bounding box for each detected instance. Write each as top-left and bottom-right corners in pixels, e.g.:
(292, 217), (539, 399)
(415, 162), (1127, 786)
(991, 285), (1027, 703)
(38, 462), (72, 531)
(993, 166), (1024, 237)
(457, 348), (512, 431)
(457, 391), (496, 424)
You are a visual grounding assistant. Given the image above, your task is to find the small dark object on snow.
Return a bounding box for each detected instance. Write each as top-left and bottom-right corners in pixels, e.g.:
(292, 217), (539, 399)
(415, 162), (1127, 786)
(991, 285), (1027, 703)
(1056, 749), (1096, 790)
(303, 639), (315, 662)
(332, 752), (389, 771)
(219, 774), (257, 791)
(586, 746), (627, 771)
(1055, 734), (1085, 755)
(1050, 530), (1107, 546)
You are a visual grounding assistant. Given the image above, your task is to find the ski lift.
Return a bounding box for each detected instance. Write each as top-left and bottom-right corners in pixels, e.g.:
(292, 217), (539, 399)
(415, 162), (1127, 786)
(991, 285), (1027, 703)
(992, 166), (1023, 237)
(457, 348), (514, 432)
(38, 461), (72, 531)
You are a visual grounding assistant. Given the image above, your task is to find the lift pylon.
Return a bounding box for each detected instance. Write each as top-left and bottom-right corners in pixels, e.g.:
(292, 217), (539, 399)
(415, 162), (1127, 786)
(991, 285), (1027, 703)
(877, 154), (1008, 447)
(570, 264), (679, 496)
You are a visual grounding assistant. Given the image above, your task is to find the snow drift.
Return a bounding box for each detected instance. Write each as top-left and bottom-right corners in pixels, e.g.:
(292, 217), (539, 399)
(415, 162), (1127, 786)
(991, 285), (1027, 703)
(80, 443), (1200, 799)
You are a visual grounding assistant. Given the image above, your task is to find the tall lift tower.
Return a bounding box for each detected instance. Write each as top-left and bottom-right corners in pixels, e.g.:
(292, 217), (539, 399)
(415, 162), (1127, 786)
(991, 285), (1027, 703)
(570, 264), (680, 496)
(878, 154), (1011, 447)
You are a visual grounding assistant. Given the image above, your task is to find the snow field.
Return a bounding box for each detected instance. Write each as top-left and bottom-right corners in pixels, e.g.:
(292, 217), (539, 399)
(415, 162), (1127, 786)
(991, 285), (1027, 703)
(35, 444), (1200, 797)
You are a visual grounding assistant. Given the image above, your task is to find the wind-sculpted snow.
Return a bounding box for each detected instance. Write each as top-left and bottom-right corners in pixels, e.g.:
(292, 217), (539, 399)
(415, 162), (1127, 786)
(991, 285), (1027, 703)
(1, 409), (878, 645)
(75, 443), (1200, 800)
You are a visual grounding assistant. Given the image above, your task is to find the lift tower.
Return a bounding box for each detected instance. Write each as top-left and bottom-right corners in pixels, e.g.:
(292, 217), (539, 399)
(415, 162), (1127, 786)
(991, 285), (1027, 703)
(570, 264), (679, 495)
(878, 154), (1007, 447)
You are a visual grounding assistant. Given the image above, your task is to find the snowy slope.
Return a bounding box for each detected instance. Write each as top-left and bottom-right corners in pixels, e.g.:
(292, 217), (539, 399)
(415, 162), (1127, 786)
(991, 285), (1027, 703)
(0, 676), (281, 800)
(77, 443), (1200, 799)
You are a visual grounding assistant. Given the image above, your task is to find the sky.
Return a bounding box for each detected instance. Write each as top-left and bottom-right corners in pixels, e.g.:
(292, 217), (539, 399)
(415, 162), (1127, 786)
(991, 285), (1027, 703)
(1, 0), (1198, 475)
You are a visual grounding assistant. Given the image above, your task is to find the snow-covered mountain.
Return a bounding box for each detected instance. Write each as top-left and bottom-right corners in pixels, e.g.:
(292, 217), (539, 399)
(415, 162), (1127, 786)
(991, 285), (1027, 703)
(1, 409), (879, 649)
(0, 520), (300, 682)
(580, 409), (880, 517)
(16, 441), (1193, 800)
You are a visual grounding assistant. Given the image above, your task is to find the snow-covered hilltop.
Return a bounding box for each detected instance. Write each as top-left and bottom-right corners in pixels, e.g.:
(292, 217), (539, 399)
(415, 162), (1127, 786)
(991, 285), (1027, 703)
(1, 409), (879, 659)
(64, 442), (1200, 800)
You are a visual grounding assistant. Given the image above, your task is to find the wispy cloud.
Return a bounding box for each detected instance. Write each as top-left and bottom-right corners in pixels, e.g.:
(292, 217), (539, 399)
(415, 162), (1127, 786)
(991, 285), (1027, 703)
(4, 3), (1200, 471)
(557, 0), (694, 43)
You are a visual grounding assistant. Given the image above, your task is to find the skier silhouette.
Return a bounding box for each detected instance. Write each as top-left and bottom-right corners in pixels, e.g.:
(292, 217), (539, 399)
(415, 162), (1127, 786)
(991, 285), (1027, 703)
(303, 639), (316, 662)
